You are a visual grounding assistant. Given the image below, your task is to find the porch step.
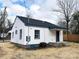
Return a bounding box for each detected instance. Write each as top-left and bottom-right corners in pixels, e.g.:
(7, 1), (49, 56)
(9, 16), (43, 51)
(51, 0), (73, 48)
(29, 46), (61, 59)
(48, 42), (66, 47)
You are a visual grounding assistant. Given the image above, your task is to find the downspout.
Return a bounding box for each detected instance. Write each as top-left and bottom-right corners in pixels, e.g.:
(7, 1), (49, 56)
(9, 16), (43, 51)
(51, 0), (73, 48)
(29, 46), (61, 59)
(27, 15), (30, 43)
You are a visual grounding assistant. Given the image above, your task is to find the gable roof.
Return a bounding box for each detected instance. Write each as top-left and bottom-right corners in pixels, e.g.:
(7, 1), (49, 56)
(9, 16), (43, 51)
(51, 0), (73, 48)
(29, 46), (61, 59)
(17, 16), (65, 29)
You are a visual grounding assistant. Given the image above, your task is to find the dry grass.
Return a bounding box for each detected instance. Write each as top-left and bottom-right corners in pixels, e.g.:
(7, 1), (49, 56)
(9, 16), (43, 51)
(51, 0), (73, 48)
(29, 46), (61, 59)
(0, 41), (79, 59)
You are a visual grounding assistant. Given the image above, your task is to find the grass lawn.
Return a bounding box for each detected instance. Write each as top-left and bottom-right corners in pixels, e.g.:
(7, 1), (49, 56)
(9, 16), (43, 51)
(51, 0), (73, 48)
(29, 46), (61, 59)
(0, 41), (79, 59)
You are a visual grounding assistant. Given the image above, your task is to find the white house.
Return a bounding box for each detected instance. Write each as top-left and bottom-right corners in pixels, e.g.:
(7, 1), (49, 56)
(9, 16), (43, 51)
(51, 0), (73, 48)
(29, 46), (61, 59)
(11, 16), (64, 48)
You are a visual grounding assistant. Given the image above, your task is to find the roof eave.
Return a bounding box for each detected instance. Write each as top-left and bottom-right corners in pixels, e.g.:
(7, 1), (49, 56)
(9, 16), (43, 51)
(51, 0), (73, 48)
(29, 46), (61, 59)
(50, 28), (66, 31)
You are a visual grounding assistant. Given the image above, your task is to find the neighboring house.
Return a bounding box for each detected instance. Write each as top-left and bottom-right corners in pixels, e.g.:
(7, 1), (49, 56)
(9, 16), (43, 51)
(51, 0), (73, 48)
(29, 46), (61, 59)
(0, 33), (8, 38)
(0, 27), (12, 39)
(11, 16), (64, 47)
(0, 32), (7, 39)
(0, 29), (10, 39)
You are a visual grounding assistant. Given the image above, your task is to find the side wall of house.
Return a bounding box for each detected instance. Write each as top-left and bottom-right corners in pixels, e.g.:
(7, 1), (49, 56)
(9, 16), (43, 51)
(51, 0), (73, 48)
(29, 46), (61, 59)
(11, 17), (26, 45)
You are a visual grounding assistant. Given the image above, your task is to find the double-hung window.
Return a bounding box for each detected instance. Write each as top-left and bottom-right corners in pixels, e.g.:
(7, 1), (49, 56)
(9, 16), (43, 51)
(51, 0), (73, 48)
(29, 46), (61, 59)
(20, 29), (22, 39)
(15, 30), (17, 34)
(34, 30), (40, 39)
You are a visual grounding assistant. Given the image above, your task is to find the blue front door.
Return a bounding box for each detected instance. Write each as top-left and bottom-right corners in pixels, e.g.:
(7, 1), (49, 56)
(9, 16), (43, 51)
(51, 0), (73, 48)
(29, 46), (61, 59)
(56, 31), (60, 42)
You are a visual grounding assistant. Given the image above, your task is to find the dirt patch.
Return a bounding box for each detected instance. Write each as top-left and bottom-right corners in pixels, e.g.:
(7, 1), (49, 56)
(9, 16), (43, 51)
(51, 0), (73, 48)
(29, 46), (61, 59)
(0, 47), (6, 58)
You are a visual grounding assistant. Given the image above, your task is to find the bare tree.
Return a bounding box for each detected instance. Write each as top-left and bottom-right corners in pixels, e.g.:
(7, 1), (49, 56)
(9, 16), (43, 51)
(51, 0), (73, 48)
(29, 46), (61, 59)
(58, 20), (66, 28)
(55, 0), (76, 40)
(7, 19), (13, 29)
(70, 11), (79, 34)
(0, 11), (4, 31)
(0, 7), (8, 42)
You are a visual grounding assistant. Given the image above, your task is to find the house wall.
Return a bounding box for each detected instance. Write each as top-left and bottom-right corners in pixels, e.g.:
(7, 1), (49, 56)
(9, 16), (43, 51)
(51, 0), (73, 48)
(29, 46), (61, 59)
(60, 30), (63, 42)
(11, 17), (26, 45)
(25, 26), (46, 45)
(25, 26), (63, 45)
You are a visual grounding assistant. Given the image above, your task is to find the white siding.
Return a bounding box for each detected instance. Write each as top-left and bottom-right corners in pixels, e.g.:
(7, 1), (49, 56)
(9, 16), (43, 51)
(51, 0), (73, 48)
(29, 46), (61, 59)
(45, 30), (56, 43)
(25, 26), (45, 45)
(11, 17), (26, 45)
(25, 26), (58, 45)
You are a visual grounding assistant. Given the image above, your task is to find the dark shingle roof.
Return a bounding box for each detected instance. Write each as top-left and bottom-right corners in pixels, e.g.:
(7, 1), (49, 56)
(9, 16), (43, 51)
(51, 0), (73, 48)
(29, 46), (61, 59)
(17, 16), (64, 29)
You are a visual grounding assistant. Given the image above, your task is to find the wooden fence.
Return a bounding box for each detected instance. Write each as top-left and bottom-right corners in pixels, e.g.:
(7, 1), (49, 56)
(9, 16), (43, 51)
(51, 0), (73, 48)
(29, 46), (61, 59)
(63, 34), (79, 42)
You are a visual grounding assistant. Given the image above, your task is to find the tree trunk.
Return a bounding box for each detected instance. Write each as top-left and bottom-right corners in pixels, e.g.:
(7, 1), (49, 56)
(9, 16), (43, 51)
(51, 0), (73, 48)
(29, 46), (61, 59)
(3, 29), (4, 42)
(67, 21), (69, 41)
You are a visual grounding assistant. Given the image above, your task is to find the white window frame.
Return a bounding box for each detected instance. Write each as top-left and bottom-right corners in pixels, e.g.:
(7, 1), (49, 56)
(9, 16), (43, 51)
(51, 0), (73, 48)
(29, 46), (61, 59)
(34, 30), (40, 39)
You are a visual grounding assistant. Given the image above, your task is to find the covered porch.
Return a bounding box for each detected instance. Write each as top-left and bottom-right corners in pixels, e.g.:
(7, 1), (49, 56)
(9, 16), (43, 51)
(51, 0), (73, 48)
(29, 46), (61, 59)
(50, 29), (63, 43)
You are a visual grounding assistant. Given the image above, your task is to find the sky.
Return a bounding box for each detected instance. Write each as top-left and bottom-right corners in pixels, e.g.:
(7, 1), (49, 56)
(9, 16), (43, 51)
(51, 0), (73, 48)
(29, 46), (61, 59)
(0, 0), (60, 24)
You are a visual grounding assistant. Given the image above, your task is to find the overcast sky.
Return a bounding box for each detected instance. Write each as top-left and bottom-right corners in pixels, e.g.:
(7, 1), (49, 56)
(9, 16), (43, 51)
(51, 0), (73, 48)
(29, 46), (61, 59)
(0, 0), (61, 24)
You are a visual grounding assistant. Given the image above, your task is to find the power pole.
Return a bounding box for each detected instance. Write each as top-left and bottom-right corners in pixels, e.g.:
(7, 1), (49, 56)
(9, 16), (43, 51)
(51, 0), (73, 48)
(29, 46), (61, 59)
(24, 0), (30, 43)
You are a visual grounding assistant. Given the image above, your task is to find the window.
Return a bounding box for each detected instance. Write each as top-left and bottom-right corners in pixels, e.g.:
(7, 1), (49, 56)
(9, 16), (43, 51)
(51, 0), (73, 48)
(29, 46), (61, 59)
(15, 30), (17, 34)
(34, 30), (40, 39)
(20, 29), (22, 39)
(12, 32), (14, 38)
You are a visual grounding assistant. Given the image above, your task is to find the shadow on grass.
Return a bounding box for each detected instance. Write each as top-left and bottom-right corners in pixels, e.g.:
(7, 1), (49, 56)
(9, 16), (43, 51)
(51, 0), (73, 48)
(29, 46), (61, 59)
(12, 43), (70, 51)
(28, 45), (69, 50)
